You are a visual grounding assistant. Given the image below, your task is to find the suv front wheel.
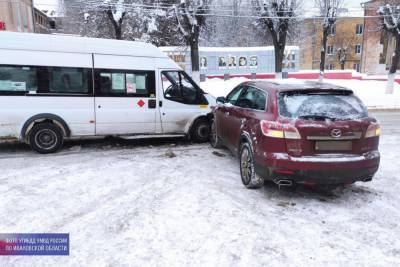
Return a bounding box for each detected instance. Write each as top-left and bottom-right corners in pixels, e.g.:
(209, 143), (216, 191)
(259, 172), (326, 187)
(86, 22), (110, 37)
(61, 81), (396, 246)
(240, 142), (264, 189)
(210, 119), (223, 148)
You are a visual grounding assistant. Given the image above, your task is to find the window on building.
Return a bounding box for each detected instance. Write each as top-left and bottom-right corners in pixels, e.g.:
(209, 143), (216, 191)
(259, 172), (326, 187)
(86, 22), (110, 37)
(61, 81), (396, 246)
(355, 44), (362, 54)
(327, 45), (334, 55)
(21, 3), (28, 30)
(354, 63), (361, 72)
(326, 64), (334, 70)
(96, 70), (155, 97)
(328, 25), (336, 35)
(356, 24), (364, 35)
(13, 2), (22, 32)
(379, 53), (386, 64)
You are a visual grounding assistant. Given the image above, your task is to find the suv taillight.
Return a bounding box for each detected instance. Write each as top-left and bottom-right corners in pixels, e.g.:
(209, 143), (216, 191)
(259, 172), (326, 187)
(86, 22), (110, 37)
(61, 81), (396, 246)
(260, 120), (301, 139)
(365, 123), (381, 138)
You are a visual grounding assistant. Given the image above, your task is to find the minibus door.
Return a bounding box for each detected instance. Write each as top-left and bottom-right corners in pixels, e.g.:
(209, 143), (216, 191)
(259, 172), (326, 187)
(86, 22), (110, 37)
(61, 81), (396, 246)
(94, 68), (157, 135)
(158, 70), (209, 134)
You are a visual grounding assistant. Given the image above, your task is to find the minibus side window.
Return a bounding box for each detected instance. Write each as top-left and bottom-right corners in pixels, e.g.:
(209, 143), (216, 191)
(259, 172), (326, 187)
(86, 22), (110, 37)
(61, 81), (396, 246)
(95, 69), (156, 98)
(161, 71), (207, 105)
(0, 65), (37, 94)
(48, 67), (91, 94)
(0, 64), (93, 95)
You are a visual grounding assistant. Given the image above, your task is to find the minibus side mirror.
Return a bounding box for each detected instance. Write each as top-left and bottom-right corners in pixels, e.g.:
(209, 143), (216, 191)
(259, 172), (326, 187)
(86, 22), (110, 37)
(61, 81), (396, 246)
(216, 97), (226, 104)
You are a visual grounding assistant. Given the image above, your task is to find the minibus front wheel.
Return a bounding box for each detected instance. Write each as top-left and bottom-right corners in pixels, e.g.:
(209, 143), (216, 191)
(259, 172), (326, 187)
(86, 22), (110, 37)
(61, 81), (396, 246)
(28, 123), (64, 154)
(190, 117), (211, 143)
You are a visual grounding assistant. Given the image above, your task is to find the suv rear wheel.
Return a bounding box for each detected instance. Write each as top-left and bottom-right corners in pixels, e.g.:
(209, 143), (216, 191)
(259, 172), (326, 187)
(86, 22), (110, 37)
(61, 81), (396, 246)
(28, 123), (64, 154)
(240, 142), (264, 189)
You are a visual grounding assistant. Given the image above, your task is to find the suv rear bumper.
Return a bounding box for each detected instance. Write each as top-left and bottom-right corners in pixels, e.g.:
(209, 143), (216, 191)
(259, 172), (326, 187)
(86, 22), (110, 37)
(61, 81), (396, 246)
(255, 151), (380, 185)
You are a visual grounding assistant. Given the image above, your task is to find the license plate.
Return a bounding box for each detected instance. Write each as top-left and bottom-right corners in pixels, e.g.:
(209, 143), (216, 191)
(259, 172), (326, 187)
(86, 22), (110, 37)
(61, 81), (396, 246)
(315, 141), (352, 151)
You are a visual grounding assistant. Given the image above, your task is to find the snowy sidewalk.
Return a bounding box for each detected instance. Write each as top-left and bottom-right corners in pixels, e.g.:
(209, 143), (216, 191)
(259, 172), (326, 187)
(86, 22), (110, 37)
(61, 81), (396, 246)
(201, 78), (400, 110)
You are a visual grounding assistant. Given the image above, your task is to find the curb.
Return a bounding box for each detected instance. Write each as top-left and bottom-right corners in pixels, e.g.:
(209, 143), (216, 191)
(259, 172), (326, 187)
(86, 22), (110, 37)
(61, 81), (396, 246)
(367, 108), (400, 112)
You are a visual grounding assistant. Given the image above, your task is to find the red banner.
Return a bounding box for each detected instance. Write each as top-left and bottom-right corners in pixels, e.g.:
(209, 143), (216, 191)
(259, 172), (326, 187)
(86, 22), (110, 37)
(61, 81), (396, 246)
(0, 21), (6, 30)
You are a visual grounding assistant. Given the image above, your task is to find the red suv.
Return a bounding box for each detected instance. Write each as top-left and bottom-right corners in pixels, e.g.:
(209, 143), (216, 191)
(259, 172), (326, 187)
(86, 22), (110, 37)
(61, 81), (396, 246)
(211, 81), (380, 189)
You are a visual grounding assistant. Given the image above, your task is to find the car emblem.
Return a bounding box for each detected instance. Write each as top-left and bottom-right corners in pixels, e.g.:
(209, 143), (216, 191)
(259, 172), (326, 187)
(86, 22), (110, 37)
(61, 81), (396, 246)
(331, 129), (342, 138)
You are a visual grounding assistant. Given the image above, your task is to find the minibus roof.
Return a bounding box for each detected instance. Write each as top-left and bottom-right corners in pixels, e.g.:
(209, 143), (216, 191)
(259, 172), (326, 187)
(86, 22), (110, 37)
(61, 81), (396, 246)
(0, 32), (169, 59)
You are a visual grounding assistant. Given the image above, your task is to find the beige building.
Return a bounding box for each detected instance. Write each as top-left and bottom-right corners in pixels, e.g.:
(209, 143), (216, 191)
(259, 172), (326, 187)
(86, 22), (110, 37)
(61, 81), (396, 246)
(34, 8), (56, 34)
(0, 0), (34, 32)
(300, 16), (364, 72)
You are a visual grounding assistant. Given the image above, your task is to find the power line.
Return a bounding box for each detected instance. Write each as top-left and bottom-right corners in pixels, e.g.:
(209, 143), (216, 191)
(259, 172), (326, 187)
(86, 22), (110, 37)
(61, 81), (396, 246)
(1, 0), (397, 20)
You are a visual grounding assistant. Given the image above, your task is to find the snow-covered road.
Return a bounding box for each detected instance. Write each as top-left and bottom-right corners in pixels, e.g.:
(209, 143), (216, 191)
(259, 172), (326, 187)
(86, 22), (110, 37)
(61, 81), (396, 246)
(0, 112), (399, 266)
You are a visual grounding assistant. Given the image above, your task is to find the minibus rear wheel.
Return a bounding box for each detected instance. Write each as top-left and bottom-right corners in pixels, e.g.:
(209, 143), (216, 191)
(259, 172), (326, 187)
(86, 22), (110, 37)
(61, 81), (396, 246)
(28, 123), (64, 154)
(191, 118), (211, 143)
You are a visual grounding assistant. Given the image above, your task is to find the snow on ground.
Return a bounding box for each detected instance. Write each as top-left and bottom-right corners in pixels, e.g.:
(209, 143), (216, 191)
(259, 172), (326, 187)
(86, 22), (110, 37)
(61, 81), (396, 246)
(0, 112), (400, 266)
(201, 78), (400, 109)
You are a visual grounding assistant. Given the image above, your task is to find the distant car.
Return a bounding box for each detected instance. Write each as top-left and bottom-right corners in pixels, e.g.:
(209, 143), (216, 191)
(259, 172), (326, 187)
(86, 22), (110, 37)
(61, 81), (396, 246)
(211, 81), (381, 189)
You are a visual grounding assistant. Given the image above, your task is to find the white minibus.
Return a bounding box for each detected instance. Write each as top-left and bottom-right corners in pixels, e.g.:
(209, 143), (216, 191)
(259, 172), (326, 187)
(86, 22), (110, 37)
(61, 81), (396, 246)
(0, 32), (215, 153)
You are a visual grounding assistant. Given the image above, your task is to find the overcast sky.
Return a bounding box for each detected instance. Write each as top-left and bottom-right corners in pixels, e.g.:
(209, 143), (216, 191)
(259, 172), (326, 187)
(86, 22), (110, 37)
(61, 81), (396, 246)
(34, 0), (58, 11)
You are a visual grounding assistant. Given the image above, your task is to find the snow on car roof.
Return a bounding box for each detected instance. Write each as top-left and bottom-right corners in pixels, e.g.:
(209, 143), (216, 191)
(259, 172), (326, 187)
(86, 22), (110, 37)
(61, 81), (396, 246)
(0, 32), (168, 59)
(246, 79), (352, 93)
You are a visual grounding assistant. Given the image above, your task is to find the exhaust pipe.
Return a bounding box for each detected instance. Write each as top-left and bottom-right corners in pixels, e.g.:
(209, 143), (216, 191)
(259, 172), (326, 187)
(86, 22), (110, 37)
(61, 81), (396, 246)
(274, 179), (294, 188)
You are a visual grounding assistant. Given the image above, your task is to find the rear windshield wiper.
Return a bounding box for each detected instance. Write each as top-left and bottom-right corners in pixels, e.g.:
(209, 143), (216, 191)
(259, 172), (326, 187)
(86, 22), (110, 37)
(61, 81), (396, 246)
(298, 114), (337, 121)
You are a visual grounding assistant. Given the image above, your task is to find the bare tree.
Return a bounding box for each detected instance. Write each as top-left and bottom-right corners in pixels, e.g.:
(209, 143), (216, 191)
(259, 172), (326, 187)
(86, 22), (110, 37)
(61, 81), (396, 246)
(103, 0), (126, 40)
(61, 0), (158, 41)
(314, 0), (343, 82)
(148, 0), (184, 46)
(174, 0), (211, 82)
(252, 0), (300, 78)
(378, 4), (400, 94)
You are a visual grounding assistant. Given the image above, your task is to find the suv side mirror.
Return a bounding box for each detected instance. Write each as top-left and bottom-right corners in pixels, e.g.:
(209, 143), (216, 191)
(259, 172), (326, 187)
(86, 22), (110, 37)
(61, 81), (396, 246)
(216, 96), (226, 104)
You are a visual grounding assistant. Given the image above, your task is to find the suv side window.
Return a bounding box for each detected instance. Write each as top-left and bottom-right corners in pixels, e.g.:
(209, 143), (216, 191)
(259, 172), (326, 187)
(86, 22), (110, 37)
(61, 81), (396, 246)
(226, 86), (246, 106)
(237, 86), (267, 111)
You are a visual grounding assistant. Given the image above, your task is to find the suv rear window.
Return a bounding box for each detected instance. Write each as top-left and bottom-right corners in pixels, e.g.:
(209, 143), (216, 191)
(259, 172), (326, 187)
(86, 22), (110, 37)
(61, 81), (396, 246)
(278, 91), (368, 120)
